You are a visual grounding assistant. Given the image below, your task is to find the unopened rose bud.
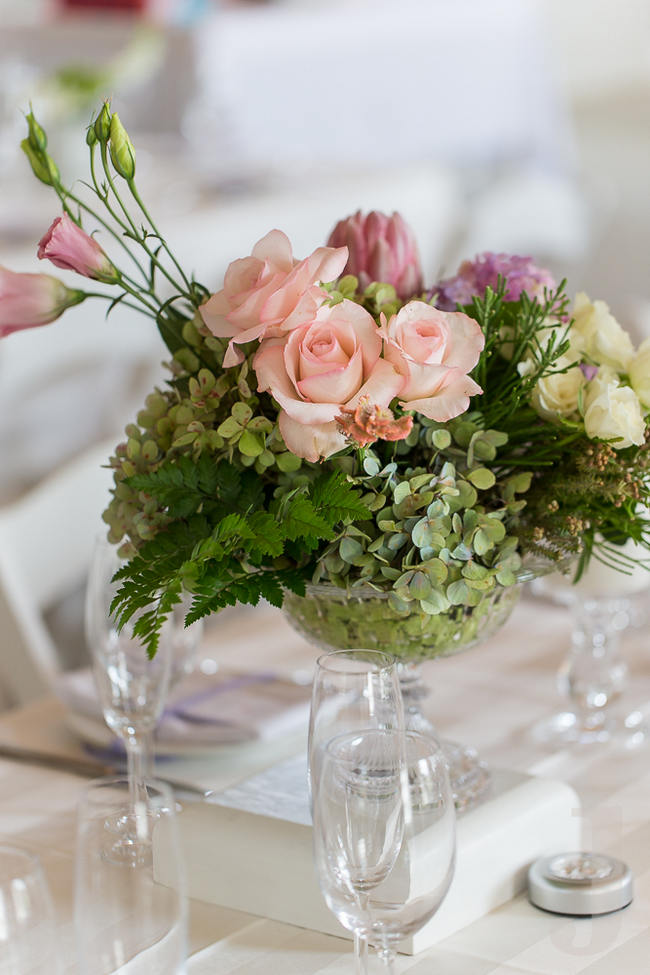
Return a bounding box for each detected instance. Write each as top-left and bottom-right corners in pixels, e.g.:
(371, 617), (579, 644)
(93, 102), (112, 144)
(21, 139), (59, 186)
(108, 113), (136, 180)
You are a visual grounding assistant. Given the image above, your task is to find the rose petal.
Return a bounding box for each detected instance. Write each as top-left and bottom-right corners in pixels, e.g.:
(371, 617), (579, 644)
(346, 357), (405, 410)
(254, 339), (339, 424)
(298, 346), (364, 404)
(279, 412), (346, 462)
(251, 229), (295, 271)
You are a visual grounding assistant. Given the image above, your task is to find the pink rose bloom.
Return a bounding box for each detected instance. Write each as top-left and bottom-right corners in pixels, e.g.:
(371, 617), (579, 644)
(254, 299), (404, 462)
(0, 266), (83, 338)
(200, 229), (348, 368)
(326, 210), (423, 300)
(381, 301), (484, 421)
(38, 214), (117, 282)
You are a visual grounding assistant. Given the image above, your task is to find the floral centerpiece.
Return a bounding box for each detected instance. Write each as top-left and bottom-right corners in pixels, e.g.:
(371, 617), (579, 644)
(4, 104), (650, 664)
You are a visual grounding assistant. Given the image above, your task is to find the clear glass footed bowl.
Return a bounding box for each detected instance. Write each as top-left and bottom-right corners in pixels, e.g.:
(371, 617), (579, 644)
(283, 581), (522, 663)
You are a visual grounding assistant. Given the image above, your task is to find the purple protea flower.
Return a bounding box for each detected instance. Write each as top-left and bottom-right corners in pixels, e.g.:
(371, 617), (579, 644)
(433, 252), (555, 310)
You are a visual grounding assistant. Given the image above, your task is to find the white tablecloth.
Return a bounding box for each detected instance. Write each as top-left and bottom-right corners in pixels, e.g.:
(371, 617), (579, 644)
(2, 593), (650, 973)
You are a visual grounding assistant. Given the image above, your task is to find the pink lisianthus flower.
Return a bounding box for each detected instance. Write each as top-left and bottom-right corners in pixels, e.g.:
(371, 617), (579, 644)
(434, 252), (555, 310)
(337, 397), (413, 448)
(200, 230), (348, 368)
(0, 266), (84, 338)
(253, 298), (404, 462)
(327, 210), (423, 301)
(381, 301), (484, 421)
(38, 214), (118, 282)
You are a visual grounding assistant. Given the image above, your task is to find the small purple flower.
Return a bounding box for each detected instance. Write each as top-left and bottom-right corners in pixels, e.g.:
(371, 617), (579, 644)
(433, 252), (555, 310)
(580, 362), (598, 382)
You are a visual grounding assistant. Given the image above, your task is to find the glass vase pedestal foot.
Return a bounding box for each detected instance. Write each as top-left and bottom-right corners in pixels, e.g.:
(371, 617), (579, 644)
(397, 661), (490, 812)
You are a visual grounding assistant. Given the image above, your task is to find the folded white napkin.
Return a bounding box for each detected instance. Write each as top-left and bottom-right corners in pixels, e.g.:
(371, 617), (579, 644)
(56, 667), (312, 748)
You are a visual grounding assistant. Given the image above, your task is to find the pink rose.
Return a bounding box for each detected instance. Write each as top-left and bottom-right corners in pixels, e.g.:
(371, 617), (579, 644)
(327, 210), (423, 300)
(0, 266), (84, 338)
(200, 230), (348, 368)
(254, 299), (404, 461)
(38, 214), (117, 282)
(381, 301), (484, 421)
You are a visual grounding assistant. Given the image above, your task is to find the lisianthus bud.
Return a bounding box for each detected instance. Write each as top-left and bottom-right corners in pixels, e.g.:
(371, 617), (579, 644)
(38, 214), (119, 283)
(109, 113), (136, 180)
(326, 210), (423, 301)
(25, 110), (47, 152)
(93, 102), (112, 144)
(86, 125), (97, 148)
(21, 139), (59, 187)
(0, 266), (85, 338)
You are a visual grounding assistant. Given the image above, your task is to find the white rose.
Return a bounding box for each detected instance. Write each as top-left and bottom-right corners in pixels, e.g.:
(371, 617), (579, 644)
(629, 337), (650, 409)
(583, 366), (646, 448)
(571, 292), (634, 372)
(531, 354), (585, 420)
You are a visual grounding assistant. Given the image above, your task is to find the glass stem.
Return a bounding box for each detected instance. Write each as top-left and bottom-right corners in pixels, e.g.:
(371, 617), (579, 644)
(125, 736), (148, 812)
(141, 728), (155, 778)
(378, 942), (397, 974)
(354, 930), (369, 975)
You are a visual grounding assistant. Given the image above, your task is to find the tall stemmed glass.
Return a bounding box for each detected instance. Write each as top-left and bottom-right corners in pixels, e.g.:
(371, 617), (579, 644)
(75, 777), (187, 973)
(308, 650), (403, 975)
(367, 731), (455, 971)
(84, 537), (173, 823)
(313, 729), (455, 974)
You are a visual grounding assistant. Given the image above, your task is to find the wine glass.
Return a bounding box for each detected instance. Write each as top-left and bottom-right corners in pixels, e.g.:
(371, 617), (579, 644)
(0, 846), (61, 975)
(309, 650), (403, 974)
(309, 650), (404, 802)
(84, 537), (173, 819)
(74, 777), (187, 974)
(312, 730), (455, 974)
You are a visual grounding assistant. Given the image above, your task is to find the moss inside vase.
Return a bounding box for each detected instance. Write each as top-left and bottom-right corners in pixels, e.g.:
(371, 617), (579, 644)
(283, 584), (521, 661)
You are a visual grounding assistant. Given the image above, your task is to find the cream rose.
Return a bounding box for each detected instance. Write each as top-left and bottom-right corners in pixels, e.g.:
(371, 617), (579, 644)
(381, 301), (484, 421)
(531, 354), (585, 420)
(200, 230), (348, 368)
(629, 337), (650, 409)
(571, 292), (634, 372)
(583, 367), (646, 448)
(253, 299), (404, 462)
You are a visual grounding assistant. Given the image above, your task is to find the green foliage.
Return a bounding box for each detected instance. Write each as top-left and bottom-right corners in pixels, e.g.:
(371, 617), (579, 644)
(110, 459), (370, 656)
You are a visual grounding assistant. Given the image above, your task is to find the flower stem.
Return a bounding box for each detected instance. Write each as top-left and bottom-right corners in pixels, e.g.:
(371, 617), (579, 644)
(128, 178), (194, 297)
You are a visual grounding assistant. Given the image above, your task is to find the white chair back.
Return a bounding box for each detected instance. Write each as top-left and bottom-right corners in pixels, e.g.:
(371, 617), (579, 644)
(0, 439), (116, 707)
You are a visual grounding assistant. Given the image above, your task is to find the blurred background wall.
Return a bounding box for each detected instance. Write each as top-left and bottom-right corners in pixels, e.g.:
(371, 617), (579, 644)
(0, 0), (649, 502)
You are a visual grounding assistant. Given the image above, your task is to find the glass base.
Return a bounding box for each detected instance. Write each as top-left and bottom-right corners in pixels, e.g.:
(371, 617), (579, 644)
(398, 663), (490, 813)
(531, 710), (616, 745)
(101, 810), (156, 866)
(532, 706), (650, 747)
(442, 740), (491, 813)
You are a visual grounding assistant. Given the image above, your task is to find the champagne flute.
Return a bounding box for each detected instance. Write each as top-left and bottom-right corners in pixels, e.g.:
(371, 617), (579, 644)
(84, 537), (173, 823)
(313, 730), (455, 974)
(309, 649), (403, 974)
(0, 846), (61, 975)
(74, 777), (187, 974)
(366, 731), (456, 971)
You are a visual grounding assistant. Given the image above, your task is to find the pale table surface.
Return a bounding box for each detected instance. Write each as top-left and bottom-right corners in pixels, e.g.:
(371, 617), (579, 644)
(2, 592), (650, 974)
